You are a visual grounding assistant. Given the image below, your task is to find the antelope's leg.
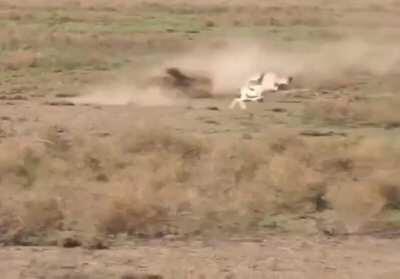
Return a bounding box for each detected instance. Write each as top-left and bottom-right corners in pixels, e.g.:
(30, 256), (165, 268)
(229, 98), (247, 110)
(229, 98), (238, 109)
(239, 99), (247, 110)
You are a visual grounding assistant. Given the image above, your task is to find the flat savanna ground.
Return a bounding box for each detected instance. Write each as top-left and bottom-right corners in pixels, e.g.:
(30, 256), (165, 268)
(1, 0), (400, 278)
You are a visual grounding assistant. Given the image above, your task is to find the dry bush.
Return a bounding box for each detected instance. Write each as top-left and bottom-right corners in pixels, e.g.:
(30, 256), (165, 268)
(94, 126), (209, 236)
(265, 154), (324, 212)
(121, 124), (207, 159)
(0, 197), (64, 244)
(378, 180), (400, 210)
(303, 98), (354, 125)
(0, 50), (39, 70)
(303, 96), (400, 127)
(265, 135), (326, 212)
(195, 141), (273, 220)
(0, 206), (21, 243)
(14, 148), (42, 188)
(98, 196), (168, 236)
(19, 198), (64, 235)
(0, 142), (44, 189)
(321, 136), (400, 231)
(327, 181), (387, 233)
(41, 126), (74, 156)
(263, 133), (400, 232)
(1, 124), (400, 242)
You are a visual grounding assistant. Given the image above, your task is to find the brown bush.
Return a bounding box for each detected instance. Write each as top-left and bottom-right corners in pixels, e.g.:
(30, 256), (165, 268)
(327, 181), (387, 233)
(121, 125), (207, 159)
(20, 198), (64, 234)
(98, 196), (168, 236)
(0, 206), (21, 243)
(1, 50), (39, 70)
(303, 96), (400, 127)
(0, 124), (399, 242)
(0, 197), (64, 244)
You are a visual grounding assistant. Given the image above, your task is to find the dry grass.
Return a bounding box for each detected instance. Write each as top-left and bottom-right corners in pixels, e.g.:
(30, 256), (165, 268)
(121, 125), (207, 158)
(98, 196), (168, 236)
(0, 50), (39, 70)
(19, 198), (64, 235)
(1, 0), (400, 246)
(303, 95), (400, 127)
(0, 123), (399, 244)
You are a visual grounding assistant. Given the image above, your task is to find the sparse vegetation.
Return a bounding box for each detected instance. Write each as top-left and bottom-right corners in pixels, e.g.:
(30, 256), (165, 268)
(303, 96), (400, 127)
(1, 0), (400, 277)
(0, 124), (399, 245)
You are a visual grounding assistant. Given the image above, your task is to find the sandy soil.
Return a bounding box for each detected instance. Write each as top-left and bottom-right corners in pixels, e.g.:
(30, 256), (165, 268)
(2, 236), (400, 279)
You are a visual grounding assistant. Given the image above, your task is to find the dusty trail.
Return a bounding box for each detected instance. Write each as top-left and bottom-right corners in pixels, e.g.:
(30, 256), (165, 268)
(2, 236), (400, 279)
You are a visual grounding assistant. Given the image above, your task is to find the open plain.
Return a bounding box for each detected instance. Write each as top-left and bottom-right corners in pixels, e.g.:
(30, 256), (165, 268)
(1, 1), (400, 278)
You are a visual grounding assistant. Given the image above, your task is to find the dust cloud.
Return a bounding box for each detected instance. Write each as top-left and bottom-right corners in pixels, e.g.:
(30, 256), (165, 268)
(70, 37), (400, 106)
(166, 38), (400, 93)
(69, 84), (178, 107)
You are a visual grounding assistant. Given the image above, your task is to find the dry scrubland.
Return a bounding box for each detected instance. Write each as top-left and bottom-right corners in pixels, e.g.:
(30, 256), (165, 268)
(1, 0), (400, 278)
(2, 124), (400, 243)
